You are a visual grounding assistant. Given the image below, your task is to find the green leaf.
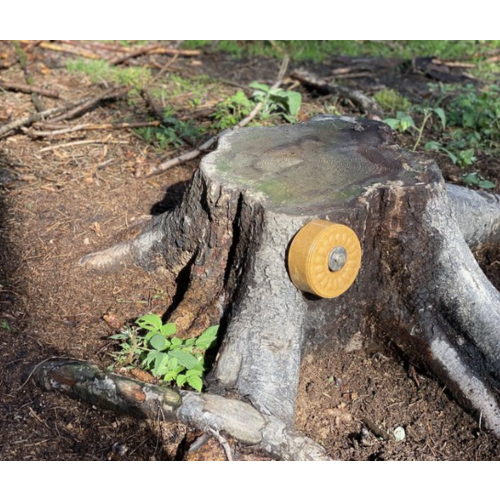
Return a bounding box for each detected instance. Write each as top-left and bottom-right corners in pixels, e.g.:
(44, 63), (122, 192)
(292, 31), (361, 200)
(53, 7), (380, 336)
(176, 374), (187, 387)
(478, 179), (495, 189)
(153, 352), (169, 374)
(462, 172), (479, 186)
(109, 333), (129, 340)
(187, 375), (203, 392)
(170, 350), (200, 369)
(424, 141), (441, 151)
(160, 323), (176, 337)
(285, 91), (302, 117)
(186, 367), (204, 378)
(184, 338), (196, 346)
(249, 82), (270, 93)
(142, 350), (157, 368)
(458, 148), (476, 166)
(150, 334), (167, 351)
(195, 325), (219, 350)
(383, 118), (400, 130)
(433, 107), (447, 129)
(171, 337), (183, 347)
(136, 314), (162, 332)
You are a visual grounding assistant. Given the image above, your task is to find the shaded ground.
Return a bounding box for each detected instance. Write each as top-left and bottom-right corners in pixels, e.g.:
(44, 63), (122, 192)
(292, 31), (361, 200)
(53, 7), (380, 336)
(1, 41), (500, 460)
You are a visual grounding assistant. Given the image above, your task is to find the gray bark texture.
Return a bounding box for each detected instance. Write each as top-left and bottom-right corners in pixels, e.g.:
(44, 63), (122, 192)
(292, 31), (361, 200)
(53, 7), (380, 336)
(58, 115), (500, 457)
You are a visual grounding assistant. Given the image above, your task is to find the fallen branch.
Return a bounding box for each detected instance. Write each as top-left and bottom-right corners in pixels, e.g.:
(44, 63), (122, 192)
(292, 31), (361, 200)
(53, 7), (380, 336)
(0, 88), (127, 139)
(32, 359), (331, 461)
(39, 139), (129, 153)
(291, 68), (382, 117)
(109, 45), (200, 65)
(141, 55), (290, 178)
(48, 87), (127, 123)
(35, 41), (102, 60)
(25, 120), (161, 138)
(0, 79), (59, 98)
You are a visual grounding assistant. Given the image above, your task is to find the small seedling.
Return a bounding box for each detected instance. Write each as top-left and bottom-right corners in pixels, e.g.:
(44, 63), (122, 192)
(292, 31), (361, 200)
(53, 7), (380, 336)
(1, 320), (11, 331)
(109, 314), (218, 392)
(461, 172), (495, 190)
(250, 82), (302, 123)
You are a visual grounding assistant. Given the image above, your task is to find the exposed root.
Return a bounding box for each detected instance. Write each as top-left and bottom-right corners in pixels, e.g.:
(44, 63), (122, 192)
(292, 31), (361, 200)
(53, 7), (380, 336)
(447, 184), (500, 247)
(33, 359), (331, 461)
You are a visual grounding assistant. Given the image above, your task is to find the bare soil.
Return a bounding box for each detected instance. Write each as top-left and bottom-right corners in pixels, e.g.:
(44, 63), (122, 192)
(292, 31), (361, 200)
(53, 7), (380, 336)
(1, 42), (499, 460)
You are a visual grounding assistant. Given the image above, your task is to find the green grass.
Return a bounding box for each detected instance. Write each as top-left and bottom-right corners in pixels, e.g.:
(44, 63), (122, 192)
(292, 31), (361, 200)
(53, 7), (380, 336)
(66, 59), (152, 89)
(182, 40), (500, 63)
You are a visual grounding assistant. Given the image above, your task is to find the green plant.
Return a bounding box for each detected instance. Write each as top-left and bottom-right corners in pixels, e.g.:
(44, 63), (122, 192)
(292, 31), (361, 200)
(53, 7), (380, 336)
(212, 90), (254, 129)
(135, 118), (204, 149)
(1, 320), (11, 331)
(373, 88), (411, 115)
(250, 82), (302, 122)
(109, 314), (218, 391)
(66, 59), (151, 90)
(384, 107), (446, 151)
(461, 172), (495, 190)
(424, 141), (476, 167)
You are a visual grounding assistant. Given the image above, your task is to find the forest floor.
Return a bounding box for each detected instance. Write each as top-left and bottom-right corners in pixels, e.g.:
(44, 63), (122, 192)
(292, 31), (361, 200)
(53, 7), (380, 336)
(1, 40), (500, 460)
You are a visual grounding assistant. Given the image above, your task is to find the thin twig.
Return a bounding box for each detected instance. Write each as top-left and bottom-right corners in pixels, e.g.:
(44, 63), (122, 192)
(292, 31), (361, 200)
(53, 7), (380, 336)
(142, 55), (290, 178)
(209, 429), (233, 461)
(0, 79), (59, 98)
(152, 53), (179, 82)
(25, 120), (161, 137)
(39, 139), (128, 153)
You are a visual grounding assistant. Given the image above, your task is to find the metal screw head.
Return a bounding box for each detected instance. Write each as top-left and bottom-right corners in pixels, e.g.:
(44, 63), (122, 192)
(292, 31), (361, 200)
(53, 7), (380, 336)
(328, 246), (347, 272)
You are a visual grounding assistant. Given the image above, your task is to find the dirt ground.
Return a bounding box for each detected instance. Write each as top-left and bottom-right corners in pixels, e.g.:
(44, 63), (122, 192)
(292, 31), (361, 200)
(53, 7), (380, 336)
(1, 41), (500, 460)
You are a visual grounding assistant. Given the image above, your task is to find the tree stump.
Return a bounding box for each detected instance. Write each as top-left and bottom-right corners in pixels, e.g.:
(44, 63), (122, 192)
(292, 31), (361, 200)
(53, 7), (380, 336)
(38, 115), (500, 458)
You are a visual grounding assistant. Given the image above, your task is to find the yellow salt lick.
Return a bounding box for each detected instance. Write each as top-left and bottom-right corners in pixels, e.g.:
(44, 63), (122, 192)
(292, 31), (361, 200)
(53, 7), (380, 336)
(288, 220), (362, 298)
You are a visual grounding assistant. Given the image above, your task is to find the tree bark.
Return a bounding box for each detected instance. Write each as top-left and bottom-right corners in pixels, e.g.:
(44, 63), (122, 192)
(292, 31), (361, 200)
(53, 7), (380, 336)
(71, 115), (500, 452)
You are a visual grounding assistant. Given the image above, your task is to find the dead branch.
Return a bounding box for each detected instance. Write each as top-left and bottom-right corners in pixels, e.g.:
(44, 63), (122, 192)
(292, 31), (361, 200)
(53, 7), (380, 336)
(39, 139), (129, 153)
(0, 88), (127, 139)
(35, 41), (102, 60)
(32, 359), (331, 461)
(25, 120), (161, 137)
(0, 79), (59, 98)
(109, 44), (161, 65)
(109, 45), (200, 65)
(48, 87), (127, 123)
(291, 68), (382, 117)
(141, 55), (290, 178)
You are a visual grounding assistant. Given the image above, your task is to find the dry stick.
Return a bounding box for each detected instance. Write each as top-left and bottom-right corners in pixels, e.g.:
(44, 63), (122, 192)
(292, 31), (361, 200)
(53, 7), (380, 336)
(109, 44), (160, 65)
(0, 79), (59, 98)
(109, 45), (200, 65)
(26, 120), (161, 137)
(35, 41), (102, 60)
(142, 55), (290, 178)
(48, 87), (127, 123)
(39, 139), (129, 153)
(0, 96), (91, 139)
(291, 68), (382, 117)
(0, 88), (127, 139)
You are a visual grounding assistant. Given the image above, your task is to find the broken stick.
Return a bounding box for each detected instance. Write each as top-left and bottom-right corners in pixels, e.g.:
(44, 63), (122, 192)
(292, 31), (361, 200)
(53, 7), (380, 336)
(141, 55), (290, 178)
(0, 79), (59, 98)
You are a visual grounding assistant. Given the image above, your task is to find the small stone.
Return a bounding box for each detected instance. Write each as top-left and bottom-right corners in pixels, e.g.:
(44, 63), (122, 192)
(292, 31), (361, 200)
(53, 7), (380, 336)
(393, 426), (406, 442)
